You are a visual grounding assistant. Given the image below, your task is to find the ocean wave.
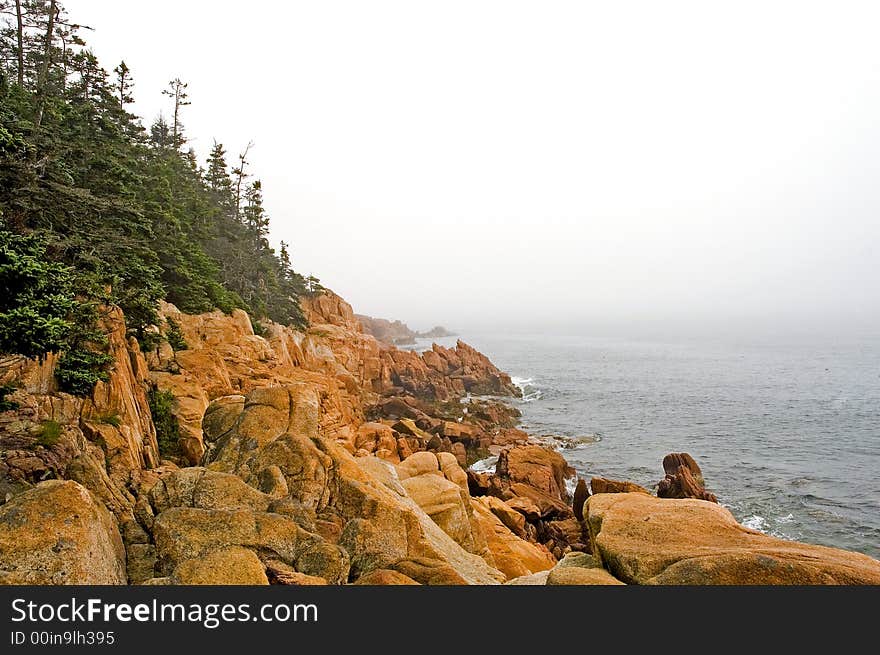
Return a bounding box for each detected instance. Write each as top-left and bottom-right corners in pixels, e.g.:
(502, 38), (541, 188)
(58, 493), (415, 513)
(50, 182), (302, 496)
(740, 513), (797, 541)
(511, 376), (543, 402)
(533, 433), (603, 451)
(741, 515), (770, 532)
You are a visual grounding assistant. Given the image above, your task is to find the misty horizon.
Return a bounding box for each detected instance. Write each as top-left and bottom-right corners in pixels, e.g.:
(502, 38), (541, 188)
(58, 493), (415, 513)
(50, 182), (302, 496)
(68, 0), (880, 334)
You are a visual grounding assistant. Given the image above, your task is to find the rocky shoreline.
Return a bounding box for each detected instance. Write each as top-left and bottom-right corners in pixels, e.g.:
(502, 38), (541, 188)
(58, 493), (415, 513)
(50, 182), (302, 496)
(2, 290), (879, 585)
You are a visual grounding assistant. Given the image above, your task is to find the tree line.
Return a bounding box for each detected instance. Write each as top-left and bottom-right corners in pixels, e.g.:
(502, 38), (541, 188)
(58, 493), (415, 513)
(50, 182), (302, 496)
(0, 0), (320, 396)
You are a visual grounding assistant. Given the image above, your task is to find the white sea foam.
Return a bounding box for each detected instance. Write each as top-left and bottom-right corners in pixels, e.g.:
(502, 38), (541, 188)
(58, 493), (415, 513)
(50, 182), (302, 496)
(742, 515), (770, 532)
(511, 376), (543, 402)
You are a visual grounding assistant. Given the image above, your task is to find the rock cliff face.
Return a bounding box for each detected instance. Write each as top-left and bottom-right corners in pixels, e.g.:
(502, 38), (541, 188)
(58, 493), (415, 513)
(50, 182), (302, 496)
(1, 290), (879, 586)
(0, 291), (538, 585)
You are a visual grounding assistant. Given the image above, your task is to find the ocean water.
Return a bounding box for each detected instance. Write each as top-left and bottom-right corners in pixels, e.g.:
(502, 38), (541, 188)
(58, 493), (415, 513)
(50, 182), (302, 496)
(408, 331), (880, 559)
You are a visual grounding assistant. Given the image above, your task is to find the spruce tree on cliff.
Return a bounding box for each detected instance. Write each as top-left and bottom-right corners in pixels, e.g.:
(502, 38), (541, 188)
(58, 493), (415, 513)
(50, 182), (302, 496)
(0, 0), (311, 396)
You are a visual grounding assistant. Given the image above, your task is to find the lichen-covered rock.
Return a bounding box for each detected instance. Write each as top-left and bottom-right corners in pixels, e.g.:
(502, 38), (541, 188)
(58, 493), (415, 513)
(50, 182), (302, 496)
(546, 566), (626, 585)
(586, 493), (880, 585)
(147, 467), (272, 514)
(204, 388), (504, 585)
(0, 480), (126, 584)
(590, 477), (651, 495)
(353, 569), (420, 585)
(151, 505), (349, 584)
(170, 547), (270, 585)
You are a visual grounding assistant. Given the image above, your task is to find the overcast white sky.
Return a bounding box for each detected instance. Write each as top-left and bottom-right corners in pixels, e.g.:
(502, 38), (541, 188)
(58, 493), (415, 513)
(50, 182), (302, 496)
(68, 0), (880, 333)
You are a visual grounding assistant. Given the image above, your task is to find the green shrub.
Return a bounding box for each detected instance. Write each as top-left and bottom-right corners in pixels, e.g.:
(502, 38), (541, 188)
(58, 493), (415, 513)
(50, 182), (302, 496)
(0, 383), (19, 411)
(250, 316), (268, 337)
(165, 317), (188, 351)
(97, 412), (121, 427)
(56, 348), (114, 396)
(148, 388), (180, 457)
(36, 420), (62, 447)
(0, 230), (76, 360)
(138, 330), (163, 353)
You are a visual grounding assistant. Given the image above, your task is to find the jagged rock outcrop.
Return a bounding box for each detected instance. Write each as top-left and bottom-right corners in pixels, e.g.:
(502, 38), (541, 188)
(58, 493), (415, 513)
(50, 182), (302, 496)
(0, 480), (126, 584)
(200, 386), (505, 585)
(657, 452), (718, 502)
(3, 291), (880, 587)
(301, 291), (362, 331)
(395, 452), (491, 562)
(471, 497), (556, 579)
(0, 306), (159, 519)
(473, 443), (585, 558)
(146, 295), (519, 463)
(585, 493), (880, 585)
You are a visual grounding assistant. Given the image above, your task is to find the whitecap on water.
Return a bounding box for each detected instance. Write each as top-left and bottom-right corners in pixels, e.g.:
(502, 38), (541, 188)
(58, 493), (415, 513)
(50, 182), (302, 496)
(742, 515), (770, 532)
(511, 376), (543, 402)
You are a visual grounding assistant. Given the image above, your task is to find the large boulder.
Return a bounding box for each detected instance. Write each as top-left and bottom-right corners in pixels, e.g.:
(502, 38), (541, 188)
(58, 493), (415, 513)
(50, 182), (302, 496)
(353, 569), (420, 585)
(590, 477), (651, 495)
(586, 493), (880, 585)
(147, 467), (273, 514)
(503, 445), (574, 503)
(471, 497), (556, 580)
(170, 547), (270, 585)
(203, 387), (504, 585)
(151, 506), (350, 584)
(0, 480), (126, 584)
(396, 452), (490, 560)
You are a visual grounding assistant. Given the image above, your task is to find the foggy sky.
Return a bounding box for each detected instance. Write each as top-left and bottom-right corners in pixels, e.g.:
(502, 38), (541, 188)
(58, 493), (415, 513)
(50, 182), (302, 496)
(68, 1), (880, 333)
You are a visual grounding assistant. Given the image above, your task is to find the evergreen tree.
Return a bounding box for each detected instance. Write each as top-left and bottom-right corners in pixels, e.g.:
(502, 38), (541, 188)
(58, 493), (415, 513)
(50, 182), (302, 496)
(113, 60), (132, 107)
(161, 77), (189, 149)
(0, 0), (311, 397)
(231, 141), (252, 219)
(205, 140), (232, 200)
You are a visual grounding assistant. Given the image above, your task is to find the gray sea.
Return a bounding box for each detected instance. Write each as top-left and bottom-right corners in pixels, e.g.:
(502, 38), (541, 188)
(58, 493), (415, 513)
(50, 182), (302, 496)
(407, 330), (880, 559)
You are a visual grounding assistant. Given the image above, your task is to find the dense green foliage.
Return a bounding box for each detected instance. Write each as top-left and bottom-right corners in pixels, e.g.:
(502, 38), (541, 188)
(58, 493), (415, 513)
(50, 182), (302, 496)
(0, 383), (18, 411)
(164, 317), (188, 351)
(147, 388), (179, 457)
(0, 229), (74, 359)
(0, 1), (316, 395)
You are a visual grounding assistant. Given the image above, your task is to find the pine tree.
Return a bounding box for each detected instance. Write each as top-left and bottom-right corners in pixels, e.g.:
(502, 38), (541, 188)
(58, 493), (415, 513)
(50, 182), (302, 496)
(232, 141), (253, 219)
(113, 60), (132, 108)
(161, 77), (189, 149)
(205, 141), (232, 198)
(0, 0), (313, 398)
(242, 180), (269, 249)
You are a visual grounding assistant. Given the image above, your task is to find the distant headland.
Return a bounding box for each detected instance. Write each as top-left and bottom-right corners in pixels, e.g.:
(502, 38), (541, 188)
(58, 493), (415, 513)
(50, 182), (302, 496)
(356, 314), (456, 346)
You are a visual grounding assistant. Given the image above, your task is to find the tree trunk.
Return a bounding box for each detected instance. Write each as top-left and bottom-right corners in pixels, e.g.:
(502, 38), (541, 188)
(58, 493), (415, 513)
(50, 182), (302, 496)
(118, 70), (126, 107)
(172, 88), (179, 146)
(34, 0), (57, 130)
(234, 142), (253, 219)
(15, 0), (24, 86)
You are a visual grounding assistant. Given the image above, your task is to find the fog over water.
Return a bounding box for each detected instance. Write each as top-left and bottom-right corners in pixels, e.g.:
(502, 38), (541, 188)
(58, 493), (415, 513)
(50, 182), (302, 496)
(70, 0), (880, 334)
